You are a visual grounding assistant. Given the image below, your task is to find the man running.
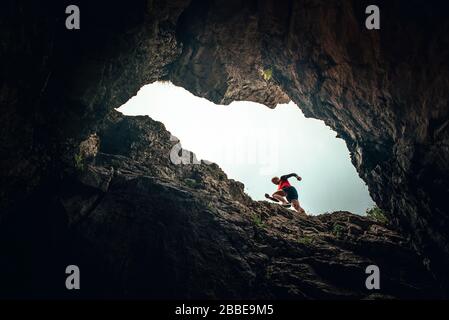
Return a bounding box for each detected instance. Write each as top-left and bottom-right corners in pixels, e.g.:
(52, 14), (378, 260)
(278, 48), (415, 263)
(265, 173), (306, 214)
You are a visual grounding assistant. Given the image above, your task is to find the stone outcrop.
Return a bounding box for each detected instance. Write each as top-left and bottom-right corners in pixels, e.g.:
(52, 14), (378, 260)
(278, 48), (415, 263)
(2, 112), (438, 298)
(170, 0), (449, 289)
(1, 0), (449, 297)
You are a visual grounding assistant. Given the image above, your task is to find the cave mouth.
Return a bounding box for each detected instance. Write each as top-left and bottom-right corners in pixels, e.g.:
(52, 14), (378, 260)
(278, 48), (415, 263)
(117, 82), (375, 215)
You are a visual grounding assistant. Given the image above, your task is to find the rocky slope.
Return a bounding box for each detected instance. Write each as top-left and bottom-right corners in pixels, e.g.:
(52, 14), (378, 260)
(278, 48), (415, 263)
(1, 0), (448, 297)
(2, 111), (438, 298)
(169, 0), (449, 290)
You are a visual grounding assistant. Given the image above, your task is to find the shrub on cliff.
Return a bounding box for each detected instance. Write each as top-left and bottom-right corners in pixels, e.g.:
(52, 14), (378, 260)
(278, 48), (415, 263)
(366, 206), (388, 224)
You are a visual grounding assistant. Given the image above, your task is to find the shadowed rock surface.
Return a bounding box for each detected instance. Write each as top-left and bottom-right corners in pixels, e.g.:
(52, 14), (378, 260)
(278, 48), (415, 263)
(169, 0), (449, 289)
(2, 112), (438, 298)
(1, 0), (448, 298)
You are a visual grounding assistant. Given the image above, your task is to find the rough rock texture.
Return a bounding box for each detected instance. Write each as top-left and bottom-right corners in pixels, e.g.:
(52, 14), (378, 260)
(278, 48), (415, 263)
(1, 0), (449, 297)
(170, 0), (449, 291)
(0, 0), (187, 217)
(1, 112), (439, 298)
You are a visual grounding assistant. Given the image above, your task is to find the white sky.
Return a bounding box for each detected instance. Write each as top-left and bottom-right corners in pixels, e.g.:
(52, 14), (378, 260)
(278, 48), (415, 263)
(117, 82), (375, 215)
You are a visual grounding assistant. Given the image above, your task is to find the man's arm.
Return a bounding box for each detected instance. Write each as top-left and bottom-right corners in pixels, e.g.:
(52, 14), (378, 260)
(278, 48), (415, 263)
(280, 173), (300, 181)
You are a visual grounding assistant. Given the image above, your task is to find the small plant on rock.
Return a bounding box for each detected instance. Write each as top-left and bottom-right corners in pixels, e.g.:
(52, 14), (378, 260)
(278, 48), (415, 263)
(297, 234), (314, 245)
(366, 206), (388, 224)
(252, 214), (265, 229)
(332, 224), (345, 238)
(74, 152), (85, 171)
(262, 68), (273, 81)
(266, 265), (274, 279)
(185, 178), (199, 189)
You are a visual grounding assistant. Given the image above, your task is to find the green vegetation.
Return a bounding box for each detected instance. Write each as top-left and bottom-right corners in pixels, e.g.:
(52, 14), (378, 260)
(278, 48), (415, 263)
(366, 206), (388, 224)
(296, 234), (314, 245)
(262, 68), (273, 81)
(252, 214), (265, 229)
(332, 224), (345, 238)
(266, 265), (274, 279)
(74, 153), (84, 171)
(185, 178), (200, 189)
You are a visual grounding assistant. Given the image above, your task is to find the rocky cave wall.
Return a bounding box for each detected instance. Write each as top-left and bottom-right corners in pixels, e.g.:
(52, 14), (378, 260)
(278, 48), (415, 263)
(1, 0), (449, 297)
(169, 0), (449, 289)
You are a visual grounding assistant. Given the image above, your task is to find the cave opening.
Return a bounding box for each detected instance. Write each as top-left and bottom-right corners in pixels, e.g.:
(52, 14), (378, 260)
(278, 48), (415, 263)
(2, 0), (448, 300)
(117, 82), (374, 215)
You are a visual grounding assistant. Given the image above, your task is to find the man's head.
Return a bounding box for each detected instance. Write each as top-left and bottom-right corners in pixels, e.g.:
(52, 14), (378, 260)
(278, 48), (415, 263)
(271, 176), (280, 185)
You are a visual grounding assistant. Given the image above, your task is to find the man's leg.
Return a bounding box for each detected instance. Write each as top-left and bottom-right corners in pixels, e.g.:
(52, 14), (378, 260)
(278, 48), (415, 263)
(292, 199), (306, 214)
(272, 190), (288, 204)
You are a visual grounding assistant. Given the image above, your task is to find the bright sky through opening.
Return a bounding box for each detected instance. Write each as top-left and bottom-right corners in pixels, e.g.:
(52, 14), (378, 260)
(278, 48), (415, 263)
(117, 82), (375, 215)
